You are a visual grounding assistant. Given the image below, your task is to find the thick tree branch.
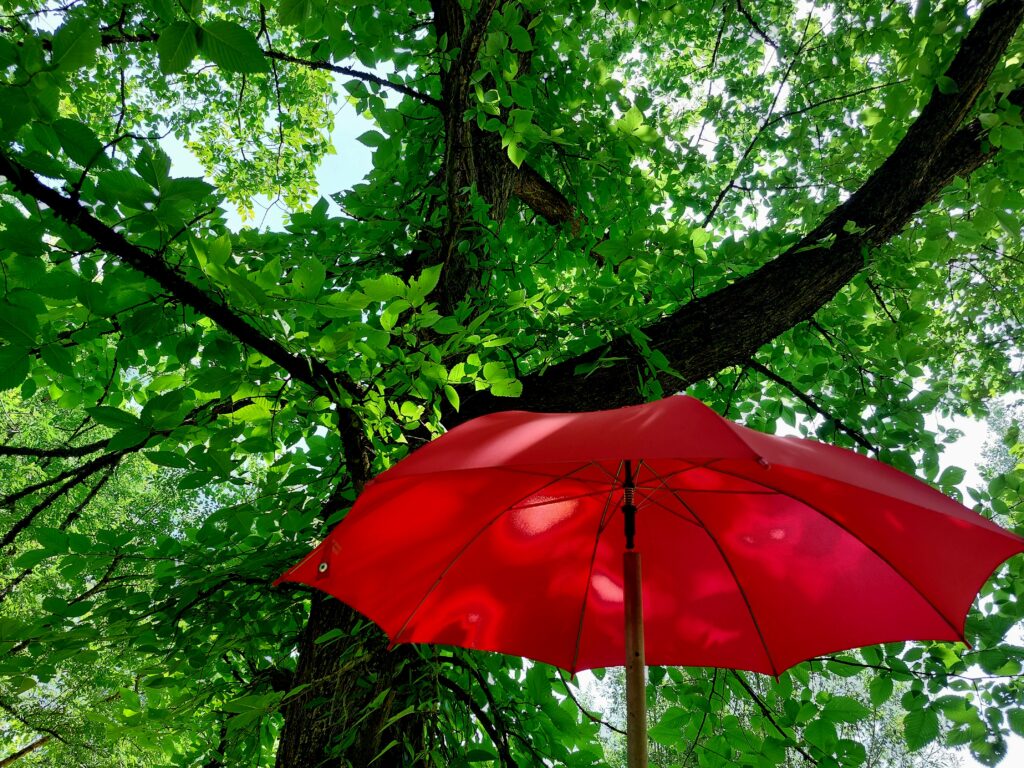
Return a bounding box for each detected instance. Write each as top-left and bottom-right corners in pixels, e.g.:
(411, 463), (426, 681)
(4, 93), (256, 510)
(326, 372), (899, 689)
(0, 734), (52, 767)
(0, 151), (359, 404)
(0, 450), (124, 550)
(0, 470), (113, 606)
(454, 0), (1024, 421)
(0, 439), (107, 459)
(512, 163), (581, 232)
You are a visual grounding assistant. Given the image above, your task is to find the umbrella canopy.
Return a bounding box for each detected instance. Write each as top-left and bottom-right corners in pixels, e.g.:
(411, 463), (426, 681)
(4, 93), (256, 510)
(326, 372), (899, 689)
(276, 395), (1024, 676)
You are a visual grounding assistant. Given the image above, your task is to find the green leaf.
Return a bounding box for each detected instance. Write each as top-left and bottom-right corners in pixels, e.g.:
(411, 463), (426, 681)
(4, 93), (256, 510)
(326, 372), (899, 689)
(491, 379), (523, 397)
(53, 118), (105, 168)
(936, 76), (959, 95)
(869, 675), (893, 706)
(87, 405), (141, 430)
(135, 147), (172, 189)
(356, 130), (386, 148)
(145, 450), (191, 468)
(618, 105), (644, 133)
(443, 384), (460, 411)
(860, 107), (883, 126)
(979, 112), (1000, 130)
(292, 258), (326, 299)
(0, 303), (38, 348)
(805, 718), (837, 750)
(360, 275), (406, 302)
(51, 18), (100, 72)
(278, 0), (312, 26)
(40, 343), (75, 376)
(509, 25), (532, 51)
(992, 125), (1024, 151)
(380, 299), (411, 332)
(43, 596), (92, 618)
(1008, 709), (1024, 737)
(823, 695), (871, 723)
(904, 708), (940, 751)
(96, 170), (157, 209)
(649, 706), (687, 746)
(407, 264), (442, 306)
(199, 21), (268, 73)
(938, 466), (966, 487)
(507, 141), (527, 168)
(157, 22), (200, 74)
(13, 549), (52, 569)
(34, 527), (69, 552)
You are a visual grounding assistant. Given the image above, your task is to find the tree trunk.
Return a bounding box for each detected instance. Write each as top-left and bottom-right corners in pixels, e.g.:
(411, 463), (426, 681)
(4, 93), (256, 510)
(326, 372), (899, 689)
(275, 593), (428, 768)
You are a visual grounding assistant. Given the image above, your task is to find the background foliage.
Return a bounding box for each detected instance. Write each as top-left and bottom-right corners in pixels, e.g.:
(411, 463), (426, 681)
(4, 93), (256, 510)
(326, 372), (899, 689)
(2, 0), (1024, 766)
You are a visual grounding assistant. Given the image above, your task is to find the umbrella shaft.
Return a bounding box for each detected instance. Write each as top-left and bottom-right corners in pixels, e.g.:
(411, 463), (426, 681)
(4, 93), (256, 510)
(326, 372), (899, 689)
(624, 550), (648, 768)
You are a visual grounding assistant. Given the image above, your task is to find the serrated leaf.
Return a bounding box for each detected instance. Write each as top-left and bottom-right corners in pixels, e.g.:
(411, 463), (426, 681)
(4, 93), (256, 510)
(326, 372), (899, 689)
(939, 465), (966, 487)
(356, 130), (386, 147)
(408, 264), (442, 306)
(869, 675), (893, 706)
(443, 384), (460, 411)
(53, 118), (105, 168)
(618, 105), (643, 133)
(360, 274), (406, 302)
(40, 343), (75, 376)
(14, 549), (52, 569)
(904, 707), (940, 751)
(277, 0), (312, 26)
(87, 405), (141, 430)
(805, 717), (837, 750)
(824, 695), (871, 723)
(648, 706), (687, 746)
(145, 450), (191, 469)
(292, 258), (326, 299)
(0, 303), (38, 348)
(380, 299), (411, 332)
(507, 141), (527, 168)
(979, 112), (1000, 130)
(52, 18), (100, 71)
(491, 379), (522, 397)
(1008, 709), (1024, 737)
(34, 526), (69, 552)
(157, 21), (199, 74)
(135, 147), (172, 189)
(200, 21), (268, 73)
(43, 596), (92, 618)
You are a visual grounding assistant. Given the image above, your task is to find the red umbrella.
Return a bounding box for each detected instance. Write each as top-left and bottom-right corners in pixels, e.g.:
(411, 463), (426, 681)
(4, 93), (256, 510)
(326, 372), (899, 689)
(276, 395), (1024, 767)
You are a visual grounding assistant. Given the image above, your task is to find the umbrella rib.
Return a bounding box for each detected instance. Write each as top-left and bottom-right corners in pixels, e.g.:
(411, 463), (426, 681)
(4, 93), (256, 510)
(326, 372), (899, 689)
(637, 460), (724, 528)
(709, 464), (966, 641)
(570, 460), (623, 674)
(643, 462), (778, 671)
(391, 461), (600, 645)
(634, 493), (704, 529)
(684, 501), (778, 675)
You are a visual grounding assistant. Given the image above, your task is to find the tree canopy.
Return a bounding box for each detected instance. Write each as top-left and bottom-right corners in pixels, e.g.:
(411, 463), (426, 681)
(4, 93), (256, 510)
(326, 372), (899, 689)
(2, 0), (1024, 766)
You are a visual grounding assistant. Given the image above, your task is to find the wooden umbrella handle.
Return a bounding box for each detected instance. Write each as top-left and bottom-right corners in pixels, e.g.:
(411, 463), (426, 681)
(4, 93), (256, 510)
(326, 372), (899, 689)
(624, 550), (648, 768)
